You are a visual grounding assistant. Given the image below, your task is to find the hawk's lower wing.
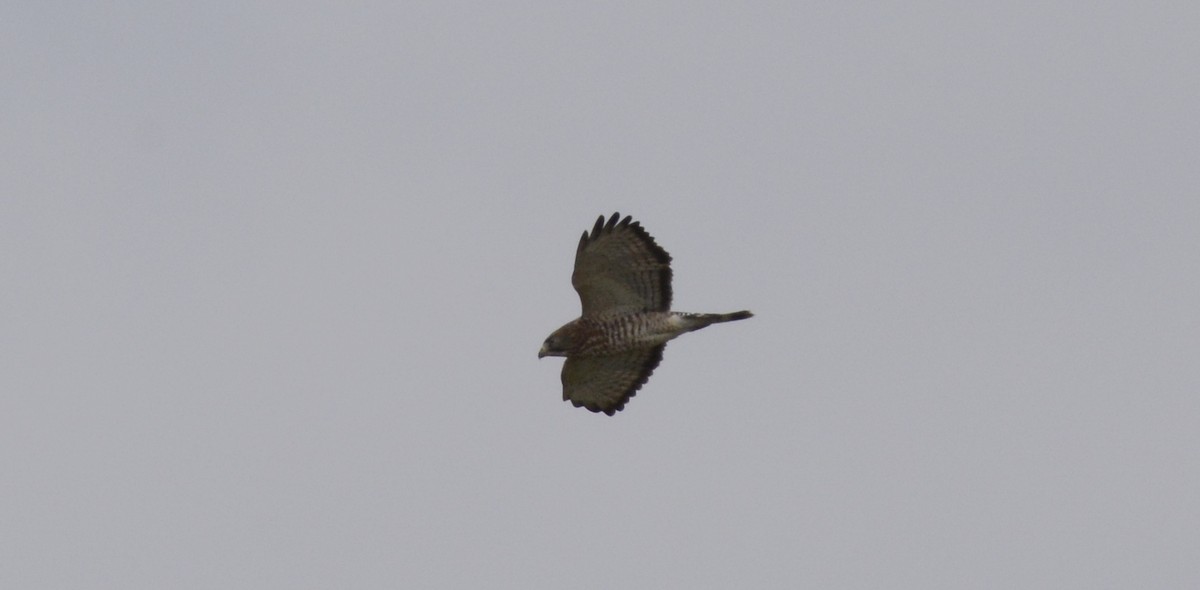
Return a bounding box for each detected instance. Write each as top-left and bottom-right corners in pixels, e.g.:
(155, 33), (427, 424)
(561, 346), (666, 415)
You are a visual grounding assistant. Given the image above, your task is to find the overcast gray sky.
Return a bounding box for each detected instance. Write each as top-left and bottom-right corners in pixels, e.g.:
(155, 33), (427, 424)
(3, 2), (1198, 588)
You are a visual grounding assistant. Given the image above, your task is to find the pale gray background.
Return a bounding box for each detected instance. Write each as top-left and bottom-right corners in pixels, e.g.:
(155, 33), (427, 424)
(3, 2), (1198, 588)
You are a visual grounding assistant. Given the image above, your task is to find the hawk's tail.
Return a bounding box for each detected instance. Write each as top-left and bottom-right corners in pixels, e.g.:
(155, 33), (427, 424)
(708, 310), (753, 323)
(682, 310), (753, 329)
(675, 310), (753, 334)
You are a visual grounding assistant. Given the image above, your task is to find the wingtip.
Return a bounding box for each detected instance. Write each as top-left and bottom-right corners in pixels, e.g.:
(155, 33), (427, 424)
(568, 398), (625, 416)
(584, 212), (634, 241)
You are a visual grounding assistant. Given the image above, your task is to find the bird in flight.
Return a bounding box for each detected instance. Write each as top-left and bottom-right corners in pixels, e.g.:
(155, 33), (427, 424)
(539, 213), (752, 415)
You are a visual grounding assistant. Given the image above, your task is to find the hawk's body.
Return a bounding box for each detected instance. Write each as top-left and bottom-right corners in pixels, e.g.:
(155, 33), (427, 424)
(539, 213), (752, 415)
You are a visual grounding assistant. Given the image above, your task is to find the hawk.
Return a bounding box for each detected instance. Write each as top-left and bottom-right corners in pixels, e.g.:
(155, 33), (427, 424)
(539, 212), (752, 415)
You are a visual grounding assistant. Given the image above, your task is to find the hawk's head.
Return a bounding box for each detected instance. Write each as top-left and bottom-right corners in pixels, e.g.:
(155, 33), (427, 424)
(538, 321), (580, 358)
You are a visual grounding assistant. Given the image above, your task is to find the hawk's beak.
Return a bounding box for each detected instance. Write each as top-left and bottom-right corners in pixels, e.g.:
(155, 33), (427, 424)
(538, 345), (547, 359)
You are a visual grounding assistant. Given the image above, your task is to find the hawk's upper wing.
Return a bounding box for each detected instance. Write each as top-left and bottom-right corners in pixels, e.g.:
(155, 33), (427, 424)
(571, 213), (672, 317)
(561, 345), (665, 415)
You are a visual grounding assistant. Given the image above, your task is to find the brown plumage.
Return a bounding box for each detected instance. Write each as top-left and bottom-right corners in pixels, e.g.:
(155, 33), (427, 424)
(539, 213), (752, 415)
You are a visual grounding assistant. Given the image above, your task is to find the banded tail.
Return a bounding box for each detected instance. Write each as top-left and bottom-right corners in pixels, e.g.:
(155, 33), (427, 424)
(706, 310), (753, 323)
(676, 310), (753, 332)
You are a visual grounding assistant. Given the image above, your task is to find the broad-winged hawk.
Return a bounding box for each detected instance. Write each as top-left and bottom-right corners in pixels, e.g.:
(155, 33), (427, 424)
(539, 213), (752, 415)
